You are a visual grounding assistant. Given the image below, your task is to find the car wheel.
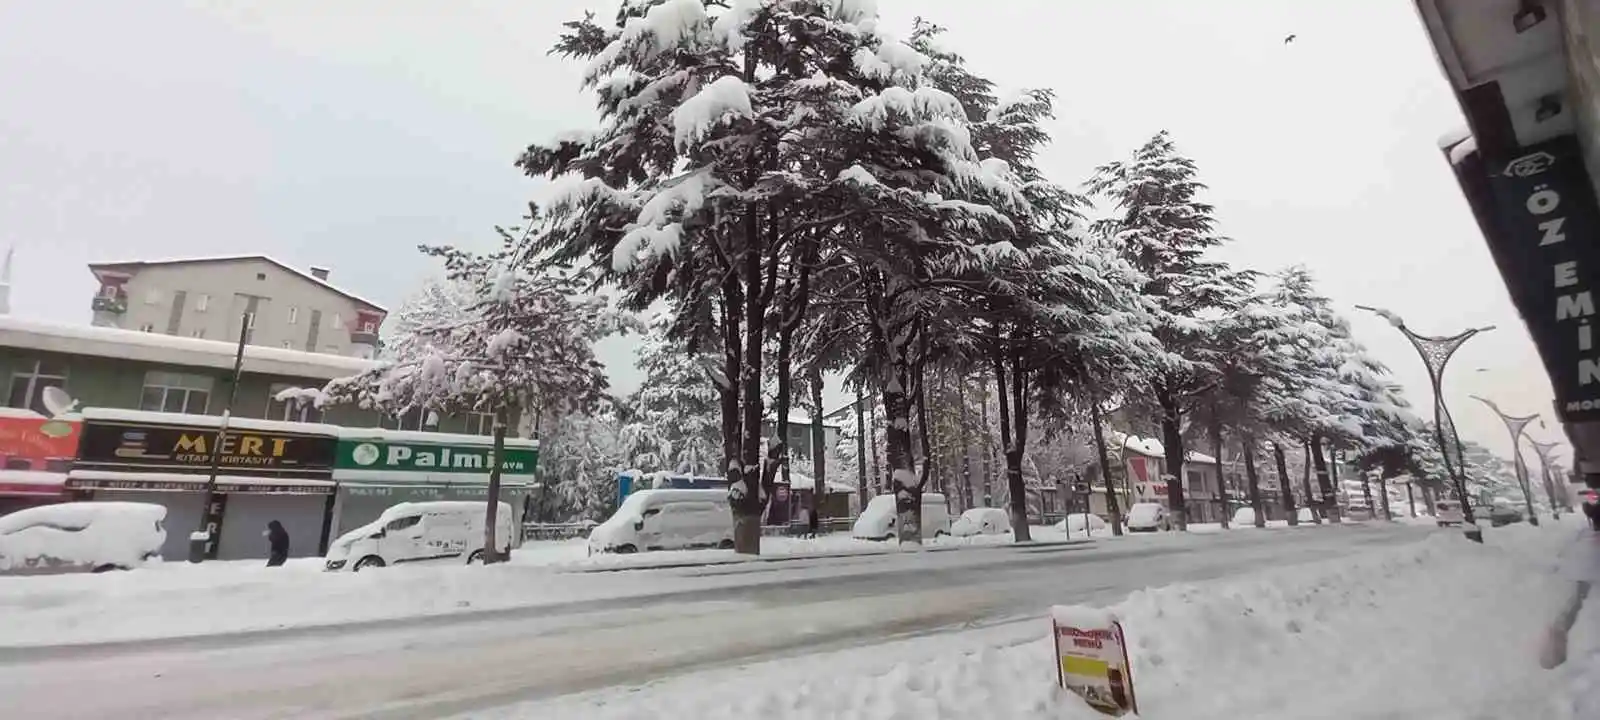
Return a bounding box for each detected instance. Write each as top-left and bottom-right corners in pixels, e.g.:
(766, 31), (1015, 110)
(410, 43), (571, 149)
(467, 549), (485, 564)
(717, 539), (734, 550)
(935, 530), (948, 538)
(614, 544), (638, 554)
(352, 556), (386, 572)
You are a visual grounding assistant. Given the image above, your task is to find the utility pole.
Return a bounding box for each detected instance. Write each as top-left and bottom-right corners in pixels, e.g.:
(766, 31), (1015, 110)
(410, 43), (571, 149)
(192, 312), (250, 563)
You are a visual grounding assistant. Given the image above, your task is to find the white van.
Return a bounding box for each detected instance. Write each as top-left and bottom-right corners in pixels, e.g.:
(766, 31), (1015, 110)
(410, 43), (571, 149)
(589, 489), (733, 554)
(0, 502), (166, 575)
(324, 501), (514, 571)
(851, 493), (952, 541)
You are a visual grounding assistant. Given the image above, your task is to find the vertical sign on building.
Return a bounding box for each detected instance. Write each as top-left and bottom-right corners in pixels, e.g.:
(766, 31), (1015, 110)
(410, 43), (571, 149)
(1483, 135), (1600, 422)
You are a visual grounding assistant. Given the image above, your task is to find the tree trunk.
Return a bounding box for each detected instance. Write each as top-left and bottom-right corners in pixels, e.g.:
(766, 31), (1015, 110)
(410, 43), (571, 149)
(869, 400), (881, 495)
(956, 374), (973, 514)
(481, 406), (508, 564)
(1421, 484), (1436, 517)
(1089, 392), (1123, 536)
(1275, 441), (1297, 526)
(916, 358), (937, 521)
(979, 383), (992, 508)
(1406, 481), (1417, 518)
(1300, 440), (1319, 524)
(1209, 399), (1228, 530)
(993, 350), (1032, 542)
(855, 391), (868, 515)
(1156, 387), (1187, 531)
(1377, 473), (1392, 521)
(732, 200), (770, 555)
(1243, 434), (1265, 528)
(1310, 435), (1339, 523)
(884, 364), (919, 544)
(809, 366), (826, 529)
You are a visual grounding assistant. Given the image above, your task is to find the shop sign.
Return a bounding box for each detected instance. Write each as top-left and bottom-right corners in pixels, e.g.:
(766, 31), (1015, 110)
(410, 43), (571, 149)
(0, 414), (79, 474)
(66, 477), (334, 495)
(1483, 135), (1600, 422)
(1051, 605), (1138, 716)
(336, 439), (537, 474)
(76, 420), (336, 477)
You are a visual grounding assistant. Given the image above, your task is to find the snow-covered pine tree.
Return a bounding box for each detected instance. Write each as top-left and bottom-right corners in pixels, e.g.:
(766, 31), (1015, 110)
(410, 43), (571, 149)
(618, 319), (721, 475)
(527, 0), (969, 553)
(1087, 131), (1252, 530)
(320, 230), (623, 562)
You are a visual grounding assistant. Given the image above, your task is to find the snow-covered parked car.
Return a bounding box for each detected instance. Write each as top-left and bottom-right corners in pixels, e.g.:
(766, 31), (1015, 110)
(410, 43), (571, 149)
(950, 507), (1010, 537)
(325, 501), (514, 571)
(0, 502), (166, 575)
(1056, 512), (1108, 537)
(851, 493), (952, 541)
(1126, 502), (1170, 532)
(1232, 507), (1259, 526)
(588, 489), (733, 555)
(1296, 507), (1318, 524)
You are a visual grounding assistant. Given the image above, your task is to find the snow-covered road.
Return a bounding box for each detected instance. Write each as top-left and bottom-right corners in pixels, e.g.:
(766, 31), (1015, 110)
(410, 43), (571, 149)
(0, 523), (1432, 719)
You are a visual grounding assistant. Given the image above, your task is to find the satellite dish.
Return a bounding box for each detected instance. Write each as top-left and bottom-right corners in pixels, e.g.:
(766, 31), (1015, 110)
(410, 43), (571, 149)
(40, 386), (78, 417)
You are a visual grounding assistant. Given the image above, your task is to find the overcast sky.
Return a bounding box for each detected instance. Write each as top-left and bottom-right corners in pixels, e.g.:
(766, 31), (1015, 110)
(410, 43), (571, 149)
(0, 0), (1571, 467)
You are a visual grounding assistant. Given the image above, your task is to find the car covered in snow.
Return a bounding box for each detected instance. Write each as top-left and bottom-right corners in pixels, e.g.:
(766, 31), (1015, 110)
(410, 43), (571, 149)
(1434, 499), (1465, 527)
(851, 493), (951, 541)
(588, 489), (733, 554)
(950, 507), (1010, 537)
(0, 501), (166, 575)
(1056, 512), (1108, 537)
(324, 501), (515, 571)
(1125, 502), (1170, 532)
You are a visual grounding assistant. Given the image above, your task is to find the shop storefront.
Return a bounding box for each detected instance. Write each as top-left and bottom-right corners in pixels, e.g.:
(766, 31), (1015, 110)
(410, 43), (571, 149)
(328, 430), (539, 540)
(66, 409), (338, 560)
(0, 408), (81, 516)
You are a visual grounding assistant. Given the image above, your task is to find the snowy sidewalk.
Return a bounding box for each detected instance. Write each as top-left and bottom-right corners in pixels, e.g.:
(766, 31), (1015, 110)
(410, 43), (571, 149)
(485, 521), (1584, 720)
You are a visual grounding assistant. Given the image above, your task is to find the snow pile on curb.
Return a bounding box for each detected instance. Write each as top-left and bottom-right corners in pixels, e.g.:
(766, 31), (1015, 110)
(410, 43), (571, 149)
(500, 524), (1575, 719)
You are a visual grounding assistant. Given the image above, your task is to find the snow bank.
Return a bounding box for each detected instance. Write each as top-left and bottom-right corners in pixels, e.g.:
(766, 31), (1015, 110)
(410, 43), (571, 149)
(500, 522), (1579, 719)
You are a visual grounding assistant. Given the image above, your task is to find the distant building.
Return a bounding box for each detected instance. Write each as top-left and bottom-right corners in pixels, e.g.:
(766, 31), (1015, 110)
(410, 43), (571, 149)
(88, 255), (386, 359)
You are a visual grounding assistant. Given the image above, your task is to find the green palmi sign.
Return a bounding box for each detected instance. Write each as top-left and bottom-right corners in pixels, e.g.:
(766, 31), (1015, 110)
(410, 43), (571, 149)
(335, 440), (538, 475)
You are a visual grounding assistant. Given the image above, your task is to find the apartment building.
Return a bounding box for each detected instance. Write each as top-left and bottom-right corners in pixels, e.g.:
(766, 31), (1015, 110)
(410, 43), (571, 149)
(88, 255), (386, 359)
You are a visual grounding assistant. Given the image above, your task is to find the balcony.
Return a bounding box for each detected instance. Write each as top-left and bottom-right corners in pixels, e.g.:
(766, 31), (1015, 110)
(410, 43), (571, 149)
(91, 294), (127, 314)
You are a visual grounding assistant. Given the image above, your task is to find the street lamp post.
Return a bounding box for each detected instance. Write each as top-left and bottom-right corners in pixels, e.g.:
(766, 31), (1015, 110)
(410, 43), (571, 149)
(1529, 439), (1569, 517)
(1470, 396), (1540, 527)
(1355, 305), (1492, 542)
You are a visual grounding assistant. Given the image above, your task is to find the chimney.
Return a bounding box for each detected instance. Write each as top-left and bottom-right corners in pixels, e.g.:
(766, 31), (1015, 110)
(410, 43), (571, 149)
(309, 266), (330, 281)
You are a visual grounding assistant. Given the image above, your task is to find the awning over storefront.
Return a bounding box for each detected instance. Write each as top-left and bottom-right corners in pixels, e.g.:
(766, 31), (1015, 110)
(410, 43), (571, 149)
(66, 469), (335, 495)
(0, 469), (68, 497)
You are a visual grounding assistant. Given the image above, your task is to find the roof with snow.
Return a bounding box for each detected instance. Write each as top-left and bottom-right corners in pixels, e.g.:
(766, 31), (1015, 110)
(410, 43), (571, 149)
(1113, 432), (1217, 465)
(88, 255), (387, 313)
(0, 315), (376, 381)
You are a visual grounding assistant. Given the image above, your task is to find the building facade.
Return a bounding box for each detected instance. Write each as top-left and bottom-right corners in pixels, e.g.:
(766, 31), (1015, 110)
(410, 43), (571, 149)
(88, 255), (386, 359)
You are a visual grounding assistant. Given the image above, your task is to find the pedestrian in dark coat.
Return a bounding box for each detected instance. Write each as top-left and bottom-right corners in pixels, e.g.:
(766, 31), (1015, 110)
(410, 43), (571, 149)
(265, 520), (289, 567)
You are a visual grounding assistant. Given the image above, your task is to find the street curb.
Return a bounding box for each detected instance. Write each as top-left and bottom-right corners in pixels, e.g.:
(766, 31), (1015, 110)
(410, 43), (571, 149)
(566, 538), (1094, 574)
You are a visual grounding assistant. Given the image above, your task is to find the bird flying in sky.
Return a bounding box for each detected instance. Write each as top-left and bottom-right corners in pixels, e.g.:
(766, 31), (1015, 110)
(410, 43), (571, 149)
(1284, 34), (1297, 44)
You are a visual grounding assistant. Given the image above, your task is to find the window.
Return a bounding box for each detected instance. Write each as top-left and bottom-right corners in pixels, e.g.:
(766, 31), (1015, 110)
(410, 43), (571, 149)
(143, 288), (162, 305)
(195, 294), (209, 312)
(267, 384), (323, 423)
(1185, 470), (1209, 494)
(360, 320), (376, 334)
(255, 272), (266, 281)
(282, 341), (293, 349)
(329, 312), (343, 330)
(7, 360), (67, 415)
(140, 371), (213, 414)
(138, 323), (155, 332)
(287, 306), (298, 325)
(190, 329), (205, 338)
(468, 412), (494, 436)
(384, 515), (421, 532)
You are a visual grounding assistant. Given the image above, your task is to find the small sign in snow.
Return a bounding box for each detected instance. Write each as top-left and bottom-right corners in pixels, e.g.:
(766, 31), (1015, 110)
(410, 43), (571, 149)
(1051, 605), (1138, 716)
